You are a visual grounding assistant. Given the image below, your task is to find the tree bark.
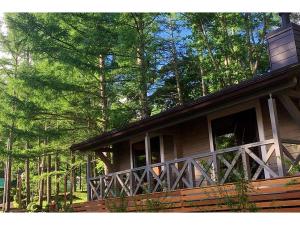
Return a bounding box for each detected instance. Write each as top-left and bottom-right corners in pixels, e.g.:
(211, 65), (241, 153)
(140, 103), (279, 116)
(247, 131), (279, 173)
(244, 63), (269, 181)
(17, 170), (22, 208)
(63, 165), (68, 207)
(79, 163), (82, 191)
(25, 158), (30, 206)
(46, 154), (51, 203)
(4, 130), (13, 212)
(133, 13), (150, 119)
(98, 152), (113, 173)
(55, 153), (60, 199)
(2, 163), (7, 212)
(244, 13), (255, 77)
(169, 18), (183, 105)
(99, 54), (109, 131)
(38, 157), (45, 207)
(70, 152), (75, 205)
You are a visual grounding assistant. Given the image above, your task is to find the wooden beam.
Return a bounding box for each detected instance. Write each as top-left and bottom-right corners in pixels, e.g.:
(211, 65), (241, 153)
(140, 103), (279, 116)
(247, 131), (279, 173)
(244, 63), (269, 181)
(207, 116), (219, 183)
(268, 96), (285, 176)
(145, 133), (152, 192)
(159, 135), (165, 163)
(277, 94), (300, 127)
(145, 133), (151, 165)
(255, 100), (270, 179)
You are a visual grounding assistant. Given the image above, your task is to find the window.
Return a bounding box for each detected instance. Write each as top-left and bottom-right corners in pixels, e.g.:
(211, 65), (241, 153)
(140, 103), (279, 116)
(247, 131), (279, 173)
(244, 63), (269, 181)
(211, 108), (263, 181)
(211, 108), (259, 150)
(131, 136), (162, 168)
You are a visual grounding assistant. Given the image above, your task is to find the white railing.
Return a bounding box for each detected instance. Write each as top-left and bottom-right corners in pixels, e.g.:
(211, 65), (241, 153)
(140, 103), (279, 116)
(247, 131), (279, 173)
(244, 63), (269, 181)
(88, 138), (289, 200)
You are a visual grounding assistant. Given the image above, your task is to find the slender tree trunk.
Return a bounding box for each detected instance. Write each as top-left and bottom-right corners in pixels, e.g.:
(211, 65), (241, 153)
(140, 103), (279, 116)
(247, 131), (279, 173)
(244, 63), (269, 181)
(37, 156), (41, 195)
(2, 163), (7, 212)
(79, 163), (82, 191)
(38, 157), (45, 207)
(17, 170), (22, 208)
(4, 131), (13, 212)
(64, 165), (68, 207)
(169, 17), (183, 105)
(70, 152), (75, 205)
(47, 154), (51, 203)
(197, 19), (226, 88)
(200, 65), (207, 96)
(244, 13), (254, 76)
(133, 14), (150, 119)
(25, 158), (30, 206)
(98, 54), (109, 131)
(55, 153), (60, 199)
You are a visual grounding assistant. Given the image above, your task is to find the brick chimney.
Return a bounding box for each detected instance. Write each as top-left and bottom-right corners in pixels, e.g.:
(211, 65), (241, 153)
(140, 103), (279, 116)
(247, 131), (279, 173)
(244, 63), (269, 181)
(266, 13), (300, 71)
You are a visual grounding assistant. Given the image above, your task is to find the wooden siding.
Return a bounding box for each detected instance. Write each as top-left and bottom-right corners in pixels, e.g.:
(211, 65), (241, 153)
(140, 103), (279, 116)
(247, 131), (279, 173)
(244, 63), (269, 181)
(73, 176), (300, 212)
(113, 141), (131, 172)
(179, 117), (210, 157)
(267, 23), (300, 71)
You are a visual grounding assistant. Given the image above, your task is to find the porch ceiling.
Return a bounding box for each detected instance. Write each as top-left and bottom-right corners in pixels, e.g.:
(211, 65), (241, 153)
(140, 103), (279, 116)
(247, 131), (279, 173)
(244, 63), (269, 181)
(71, 64), (300, 152)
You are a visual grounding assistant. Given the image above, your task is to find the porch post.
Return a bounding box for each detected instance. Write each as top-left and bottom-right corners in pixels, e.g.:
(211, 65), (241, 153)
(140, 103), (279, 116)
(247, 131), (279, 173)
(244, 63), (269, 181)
(145, 132), (151, 165)
(145, 132), (152, 192)
(86, 154), (92, 201)
(268, 95), (285, 177)
(207, 117), (219, 183)
(255, 101), (270, 179)
(159, 135), (165, 163)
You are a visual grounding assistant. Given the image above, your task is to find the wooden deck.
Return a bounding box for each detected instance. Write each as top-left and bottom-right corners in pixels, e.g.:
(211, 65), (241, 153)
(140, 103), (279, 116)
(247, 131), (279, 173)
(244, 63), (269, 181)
(72, 175), (300, 212)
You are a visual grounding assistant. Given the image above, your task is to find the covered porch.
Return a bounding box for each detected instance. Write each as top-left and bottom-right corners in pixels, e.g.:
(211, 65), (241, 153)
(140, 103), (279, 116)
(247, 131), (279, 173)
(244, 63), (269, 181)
(86, 92), (300, 200)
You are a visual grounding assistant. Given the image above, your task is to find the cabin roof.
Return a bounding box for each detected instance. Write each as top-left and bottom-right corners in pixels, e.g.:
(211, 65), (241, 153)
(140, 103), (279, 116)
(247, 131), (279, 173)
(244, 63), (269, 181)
(70, 63), (300, 152)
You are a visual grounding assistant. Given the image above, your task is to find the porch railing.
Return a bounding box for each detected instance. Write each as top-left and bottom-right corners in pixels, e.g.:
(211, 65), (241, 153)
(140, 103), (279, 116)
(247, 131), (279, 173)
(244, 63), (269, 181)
(88, 138), (298, 200)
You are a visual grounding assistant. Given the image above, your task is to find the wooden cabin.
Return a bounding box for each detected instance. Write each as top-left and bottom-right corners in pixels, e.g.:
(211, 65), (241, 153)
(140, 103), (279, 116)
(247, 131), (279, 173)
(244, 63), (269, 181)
(71, 14), (300, 210)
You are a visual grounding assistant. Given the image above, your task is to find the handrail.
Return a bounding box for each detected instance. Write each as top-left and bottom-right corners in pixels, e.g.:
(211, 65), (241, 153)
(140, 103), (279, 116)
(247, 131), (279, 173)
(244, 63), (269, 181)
(96, 139), (275, 178)
(88, 138), (279, 200)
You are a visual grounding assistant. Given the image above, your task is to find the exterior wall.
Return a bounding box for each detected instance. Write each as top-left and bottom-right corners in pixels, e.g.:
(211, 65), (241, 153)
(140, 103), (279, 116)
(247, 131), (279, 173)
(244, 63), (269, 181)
(176, 117), (210, 158)
(112, 141), (131, 172)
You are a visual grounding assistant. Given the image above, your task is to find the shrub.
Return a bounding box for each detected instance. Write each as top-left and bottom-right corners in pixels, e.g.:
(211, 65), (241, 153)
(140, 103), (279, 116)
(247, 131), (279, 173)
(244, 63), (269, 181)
(26, 202), (43, 212)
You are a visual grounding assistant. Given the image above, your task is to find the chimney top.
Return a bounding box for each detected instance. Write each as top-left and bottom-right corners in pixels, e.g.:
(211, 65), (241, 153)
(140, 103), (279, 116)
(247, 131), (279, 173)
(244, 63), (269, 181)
(279, 13), (291, 28)
(266, 13), (300, 71)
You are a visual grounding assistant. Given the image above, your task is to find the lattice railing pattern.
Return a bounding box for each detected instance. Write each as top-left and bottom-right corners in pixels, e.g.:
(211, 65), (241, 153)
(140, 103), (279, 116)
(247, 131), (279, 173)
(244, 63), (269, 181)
(89, 139), (285, 200)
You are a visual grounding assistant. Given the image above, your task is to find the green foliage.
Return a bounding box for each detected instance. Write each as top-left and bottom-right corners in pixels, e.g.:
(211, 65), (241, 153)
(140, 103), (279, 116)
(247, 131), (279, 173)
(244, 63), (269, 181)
(26, 202), (42, 212)
(105, 193), (128, 212)
(217, 173), (258, 212)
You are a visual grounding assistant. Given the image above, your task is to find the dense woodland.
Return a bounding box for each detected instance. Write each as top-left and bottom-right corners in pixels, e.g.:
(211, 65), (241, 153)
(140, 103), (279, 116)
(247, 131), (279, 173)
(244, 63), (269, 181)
(0, 13), (299, 212)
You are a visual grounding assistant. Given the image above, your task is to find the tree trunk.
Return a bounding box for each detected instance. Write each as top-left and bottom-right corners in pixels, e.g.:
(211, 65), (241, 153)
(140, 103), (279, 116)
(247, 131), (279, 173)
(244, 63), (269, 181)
(79, 163), (82, 191)
(98, 54), (109, 131)
(70, 152), (75, 205)
(133, 14), (150, 119)
(25, 158), (30, 206)
(55, 153), (60, 199)
(38, 157), (45, 207)
(2, 163), (7, 212)
(4, 133), (13, 212)
(200, 65), (207, 96)
(63, 165), (68, 207)
(244, 13), (254, 77)
(17, 170), (22, 208)
(169, 17), (183, 105)
(47, 154), (51, 203)
(37, 157), (40, 195)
